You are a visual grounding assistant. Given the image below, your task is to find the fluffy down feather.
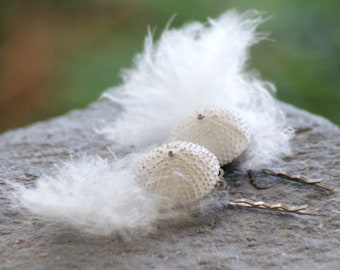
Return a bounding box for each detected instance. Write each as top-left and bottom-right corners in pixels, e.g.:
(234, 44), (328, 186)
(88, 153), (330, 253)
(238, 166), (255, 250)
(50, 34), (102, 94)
(100, 10), (293, 168)
(12, 155), (165, 237)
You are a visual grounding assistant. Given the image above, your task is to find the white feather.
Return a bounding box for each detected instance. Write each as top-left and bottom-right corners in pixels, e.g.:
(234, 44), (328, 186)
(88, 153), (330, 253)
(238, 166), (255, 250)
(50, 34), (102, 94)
(12, 155), (166, 237)
(100, 10), (293, 168)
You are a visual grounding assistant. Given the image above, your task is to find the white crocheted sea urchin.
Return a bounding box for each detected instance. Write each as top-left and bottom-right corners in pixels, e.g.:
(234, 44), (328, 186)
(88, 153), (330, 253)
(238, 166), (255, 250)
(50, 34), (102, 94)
(169, 108), (251, 165)
(136, 141), (220, 205)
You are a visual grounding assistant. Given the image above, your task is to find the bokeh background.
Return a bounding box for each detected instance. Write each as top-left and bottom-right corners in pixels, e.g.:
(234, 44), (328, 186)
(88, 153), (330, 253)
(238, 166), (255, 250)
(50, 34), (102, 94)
(0, 0), (339, 132)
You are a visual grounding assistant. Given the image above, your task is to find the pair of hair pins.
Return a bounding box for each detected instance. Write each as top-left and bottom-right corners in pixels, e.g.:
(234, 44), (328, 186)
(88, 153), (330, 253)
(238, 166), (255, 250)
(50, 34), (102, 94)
(216, 168), (333, 215)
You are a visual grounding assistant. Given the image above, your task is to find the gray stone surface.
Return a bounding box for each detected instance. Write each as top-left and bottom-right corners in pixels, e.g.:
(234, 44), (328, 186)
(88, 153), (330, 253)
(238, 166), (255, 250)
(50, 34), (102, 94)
(0, 100), (339, 270)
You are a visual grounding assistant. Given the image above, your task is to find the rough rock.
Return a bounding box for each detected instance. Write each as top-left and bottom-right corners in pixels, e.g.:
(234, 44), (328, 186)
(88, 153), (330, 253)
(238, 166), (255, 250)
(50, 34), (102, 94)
(0, 100), (339, 270)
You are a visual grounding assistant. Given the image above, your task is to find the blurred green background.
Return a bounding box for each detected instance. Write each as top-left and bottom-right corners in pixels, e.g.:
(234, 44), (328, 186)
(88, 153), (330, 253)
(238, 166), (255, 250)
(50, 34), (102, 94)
(0, 0), (339, 132)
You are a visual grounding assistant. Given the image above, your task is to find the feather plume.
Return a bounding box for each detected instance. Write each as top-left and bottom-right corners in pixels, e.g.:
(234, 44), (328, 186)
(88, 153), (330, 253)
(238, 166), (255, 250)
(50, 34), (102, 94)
(100, 10), (293, 168)
(12, 155), (165, 236)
